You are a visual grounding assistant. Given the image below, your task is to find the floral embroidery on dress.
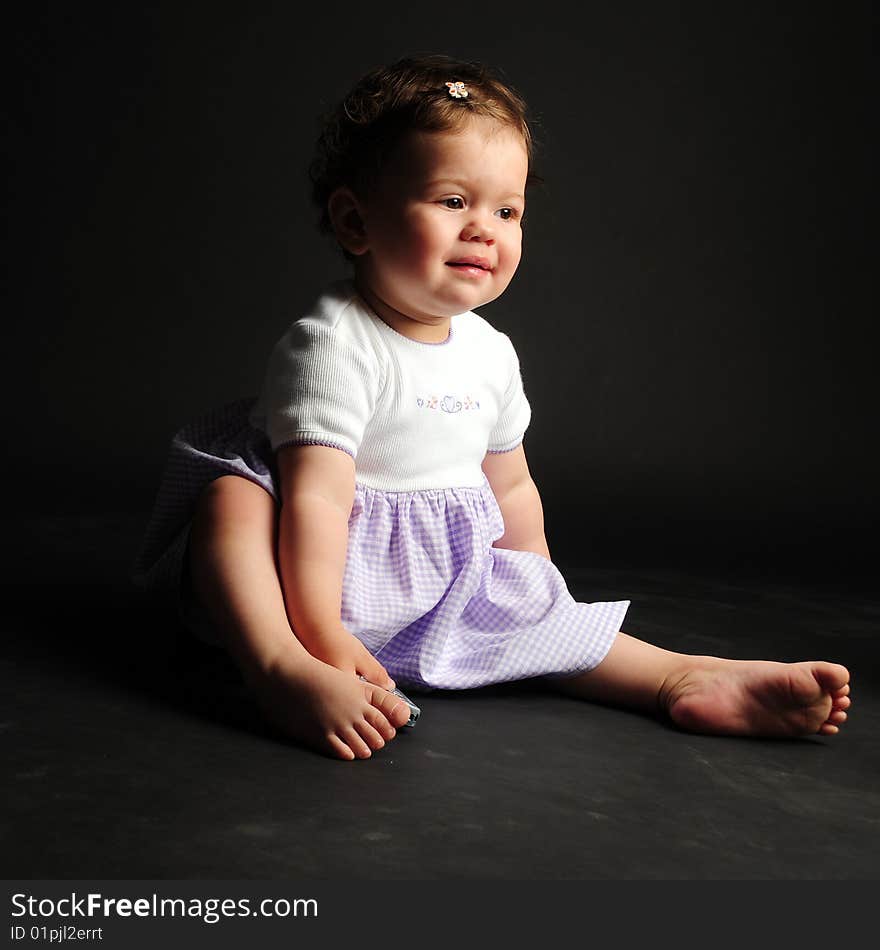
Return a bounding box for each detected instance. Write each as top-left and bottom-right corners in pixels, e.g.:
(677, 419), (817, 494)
(416, 394), (480, 413)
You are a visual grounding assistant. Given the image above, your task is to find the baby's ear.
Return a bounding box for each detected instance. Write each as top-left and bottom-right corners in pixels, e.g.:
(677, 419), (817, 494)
(328, 187), (369, 256)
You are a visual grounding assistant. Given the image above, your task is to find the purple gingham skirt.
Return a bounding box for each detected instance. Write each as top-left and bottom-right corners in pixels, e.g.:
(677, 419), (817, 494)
(133, 399), (629, 690)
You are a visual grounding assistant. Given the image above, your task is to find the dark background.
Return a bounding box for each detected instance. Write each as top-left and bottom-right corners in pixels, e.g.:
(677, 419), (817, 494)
(4, 4), (879, 890)
(7, 2), (876, 581)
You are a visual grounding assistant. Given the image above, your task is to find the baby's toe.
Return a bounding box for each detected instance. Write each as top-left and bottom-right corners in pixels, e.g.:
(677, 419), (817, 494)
(364, 704), (397, 741)
(326, 734), (356, 761)
(366, 684), (412, 729)
(832, 695), (851, 711)
(386, 699), (411, 729)
(814, 663), (849, 693)
(355, 719), (386, 751)
(827, 709), (847, 725)
(340, 726), (373, 759)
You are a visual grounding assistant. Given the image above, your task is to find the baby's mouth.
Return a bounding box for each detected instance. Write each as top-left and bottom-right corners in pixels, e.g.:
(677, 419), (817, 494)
(446, 257), (493, 271)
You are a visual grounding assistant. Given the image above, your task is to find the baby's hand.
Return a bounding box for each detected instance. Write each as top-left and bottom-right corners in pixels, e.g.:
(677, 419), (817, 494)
(306, 627), (395, 691)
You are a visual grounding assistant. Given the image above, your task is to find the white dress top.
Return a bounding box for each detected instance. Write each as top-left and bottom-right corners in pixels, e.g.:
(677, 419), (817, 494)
(249, 281), (532, 492)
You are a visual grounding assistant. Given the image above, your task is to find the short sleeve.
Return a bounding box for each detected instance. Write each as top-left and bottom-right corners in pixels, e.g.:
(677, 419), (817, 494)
(487, 334), (531, 453)
(253, 319), (380, 457)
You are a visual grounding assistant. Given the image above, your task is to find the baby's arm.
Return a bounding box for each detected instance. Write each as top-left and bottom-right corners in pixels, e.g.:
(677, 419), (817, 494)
(481, 444), (551, 559)
(187, 472), (407, 760)
(276, 444), (394, 688)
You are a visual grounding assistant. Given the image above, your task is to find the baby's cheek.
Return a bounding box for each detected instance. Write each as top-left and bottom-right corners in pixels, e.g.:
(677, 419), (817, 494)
(407, 234), (443, 269)
(500, 237), (522, 274)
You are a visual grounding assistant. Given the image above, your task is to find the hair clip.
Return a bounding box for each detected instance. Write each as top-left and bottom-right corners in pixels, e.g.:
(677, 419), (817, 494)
(445, 81), (469, 99)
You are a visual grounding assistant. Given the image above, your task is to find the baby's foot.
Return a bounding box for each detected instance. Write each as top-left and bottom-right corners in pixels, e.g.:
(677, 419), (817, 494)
(658, 658), (851, 738)
(249, 652), (412, 760)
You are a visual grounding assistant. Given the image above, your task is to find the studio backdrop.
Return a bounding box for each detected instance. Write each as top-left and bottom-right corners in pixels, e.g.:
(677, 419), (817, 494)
(6, 3), (875, 578)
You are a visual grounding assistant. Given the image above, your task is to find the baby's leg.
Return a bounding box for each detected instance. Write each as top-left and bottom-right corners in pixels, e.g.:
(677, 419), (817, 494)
(187, 475), (410, 759)
(551, 631), (851, 738)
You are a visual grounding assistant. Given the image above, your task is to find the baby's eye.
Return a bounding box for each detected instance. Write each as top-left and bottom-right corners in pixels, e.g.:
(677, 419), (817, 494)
(441, 197), (465, 210)
(495, 207), (518, 221)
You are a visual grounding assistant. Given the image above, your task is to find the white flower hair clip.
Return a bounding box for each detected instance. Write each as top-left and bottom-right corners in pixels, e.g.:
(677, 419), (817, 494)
(445, 81), (469, 99)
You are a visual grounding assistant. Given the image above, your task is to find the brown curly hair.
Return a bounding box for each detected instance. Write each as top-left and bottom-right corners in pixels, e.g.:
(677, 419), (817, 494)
(309, 54), (536, 236)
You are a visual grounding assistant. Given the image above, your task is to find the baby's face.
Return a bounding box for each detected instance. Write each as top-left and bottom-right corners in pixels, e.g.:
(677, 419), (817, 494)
(355, 116), (528, 325)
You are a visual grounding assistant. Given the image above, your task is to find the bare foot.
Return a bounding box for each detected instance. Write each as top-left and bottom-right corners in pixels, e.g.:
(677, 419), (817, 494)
(247, 650), (412, 760)
(658, 658), (851, 737)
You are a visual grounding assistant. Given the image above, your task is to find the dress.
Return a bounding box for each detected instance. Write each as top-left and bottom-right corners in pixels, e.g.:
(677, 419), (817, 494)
(132, 281), (629, 690)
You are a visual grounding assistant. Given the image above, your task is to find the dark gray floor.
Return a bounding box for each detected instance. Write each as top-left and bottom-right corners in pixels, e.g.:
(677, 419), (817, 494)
(3, 514), (878, 879)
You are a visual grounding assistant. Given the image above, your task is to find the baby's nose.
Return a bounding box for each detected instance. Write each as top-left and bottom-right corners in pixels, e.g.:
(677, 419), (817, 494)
(461, 218), (495, 243)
